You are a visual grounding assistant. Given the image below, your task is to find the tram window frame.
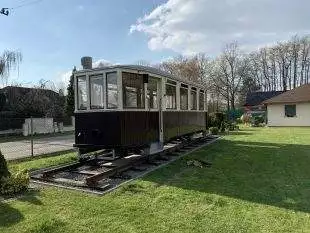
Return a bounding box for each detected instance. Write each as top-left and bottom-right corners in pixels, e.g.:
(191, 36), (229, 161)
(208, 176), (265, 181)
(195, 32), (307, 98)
(147, 76), (158, 109)
(77, 75), (87, 110)
(89, 74), (104, 109)
(180, 84), (188, 110)
(106, 72), (118, 109)
(166, 79), (177, 110)
(190, 87), (197, 110)
(199, 90), (204, 110)
(122, 72), (145, 109)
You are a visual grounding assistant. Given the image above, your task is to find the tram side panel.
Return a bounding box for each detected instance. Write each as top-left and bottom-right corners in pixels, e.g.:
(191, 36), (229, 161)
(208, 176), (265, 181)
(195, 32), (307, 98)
(163, 111), (206, 142)
(120, 111), (159, 146)
(75, 111), (159, 151)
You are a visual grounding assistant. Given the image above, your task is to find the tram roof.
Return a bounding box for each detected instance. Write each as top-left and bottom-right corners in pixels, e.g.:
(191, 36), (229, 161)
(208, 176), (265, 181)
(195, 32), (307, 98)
(75, 64), (206, 89)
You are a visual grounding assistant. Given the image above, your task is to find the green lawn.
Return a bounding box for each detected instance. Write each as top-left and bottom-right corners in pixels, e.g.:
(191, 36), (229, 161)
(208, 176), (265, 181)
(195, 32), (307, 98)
(1, 127), (310, 233)
(8, 152), (77, 173)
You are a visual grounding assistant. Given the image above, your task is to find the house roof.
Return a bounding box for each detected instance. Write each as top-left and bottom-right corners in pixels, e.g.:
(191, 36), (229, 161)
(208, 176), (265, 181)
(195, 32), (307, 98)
(244, 91), (284, 106)
(263, 84), (310, 104)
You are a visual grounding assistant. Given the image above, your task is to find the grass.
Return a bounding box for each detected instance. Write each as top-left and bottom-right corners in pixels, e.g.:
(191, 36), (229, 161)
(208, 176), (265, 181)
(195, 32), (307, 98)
(1, 126), (310, 232)
(8, 152), (77, 173)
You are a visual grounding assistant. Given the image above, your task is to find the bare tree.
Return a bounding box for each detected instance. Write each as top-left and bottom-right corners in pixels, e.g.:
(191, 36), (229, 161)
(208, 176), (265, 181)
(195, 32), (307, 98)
(135, 60), (152, 67)
(154, 35), (310, 112)
(0, 50), (22, 86)
(211, 42), (244, 110)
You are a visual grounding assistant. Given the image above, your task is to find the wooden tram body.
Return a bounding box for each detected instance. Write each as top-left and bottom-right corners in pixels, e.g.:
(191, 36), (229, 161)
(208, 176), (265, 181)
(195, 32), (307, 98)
(74, 63), (207, 156)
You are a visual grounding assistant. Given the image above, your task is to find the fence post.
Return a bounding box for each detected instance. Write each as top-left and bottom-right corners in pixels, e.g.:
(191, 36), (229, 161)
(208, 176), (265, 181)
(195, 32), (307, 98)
(30, 116), (34, 157)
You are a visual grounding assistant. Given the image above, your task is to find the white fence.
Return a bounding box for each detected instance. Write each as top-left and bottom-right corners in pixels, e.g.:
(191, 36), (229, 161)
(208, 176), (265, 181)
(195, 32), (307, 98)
(0, 117), (74, 136)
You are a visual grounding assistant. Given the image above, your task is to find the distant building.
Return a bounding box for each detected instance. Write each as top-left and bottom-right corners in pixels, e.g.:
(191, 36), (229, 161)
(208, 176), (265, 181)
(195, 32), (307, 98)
(263, 84), (310, 126)
(244, 91), (284, 115)
(0, 86), (64, 115)
(0, 86), (66, 131)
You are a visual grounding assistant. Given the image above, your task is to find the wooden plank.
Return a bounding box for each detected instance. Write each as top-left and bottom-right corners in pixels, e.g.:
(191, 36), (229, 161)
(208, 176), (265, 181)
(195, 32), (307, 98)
(85, 154), (146, 186)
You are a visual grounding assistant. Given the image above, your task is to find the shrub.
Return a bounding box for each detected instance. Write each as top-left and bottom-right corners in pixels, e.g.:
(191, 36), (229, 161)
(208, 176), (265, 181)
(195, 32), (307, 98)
(0, 150), (29, 196)
(252, 115), (265, 127)
(0, 150), (10, 179)
(209, 127), (219, 135)
(0, 169), (29, 195)
(227, 122), (239, 131)
(236, 117), (242, 124)
(208, 112), (226, 128)
(220, 122), (226, 132)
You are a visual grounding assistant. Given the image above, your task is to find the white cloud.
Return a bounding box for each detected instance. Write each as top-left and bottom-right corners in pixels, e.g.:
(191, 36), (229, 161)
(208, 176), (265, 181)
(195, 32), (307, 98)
(130, 0), (310, 55)
(59, 70), (72, 86)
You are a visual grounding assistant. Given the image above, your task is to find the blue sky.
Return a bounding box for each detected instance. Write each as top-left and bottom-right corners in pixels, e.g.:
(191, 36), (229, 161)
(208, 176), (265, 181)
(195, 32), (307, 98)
(1, 0), (310, 89)
(0, 0), (174, 87)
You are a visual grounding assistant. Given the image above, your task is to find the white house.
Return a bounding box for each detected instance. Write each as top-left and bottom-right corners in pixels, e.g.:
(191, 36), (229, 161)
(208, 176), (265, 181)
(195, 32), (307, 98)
(263, 84), (310, 127)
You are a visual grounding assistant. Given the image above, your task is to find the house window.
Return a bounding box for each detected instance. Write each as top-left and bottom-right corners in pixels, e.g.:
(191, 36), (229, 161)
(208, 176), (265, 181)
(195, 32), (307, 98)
(77, 76), (87, 110)
(122, 72), (145, 109)
(285, 105), (296, 117)
(106, 72), (118, 109)
(90, 74), (104, 109)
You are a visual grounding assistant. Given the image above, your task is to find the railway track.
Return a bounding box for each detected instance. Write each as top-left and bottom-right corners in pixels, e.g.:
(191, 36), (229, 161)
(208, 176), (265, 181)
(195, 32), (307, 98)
(31, 134), (220, 195)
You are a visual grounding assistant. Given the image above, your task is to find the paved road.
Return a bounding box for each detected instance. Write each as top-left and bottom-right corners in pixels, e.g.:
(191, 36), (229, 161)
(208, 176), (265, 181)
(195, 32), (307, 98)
(0, 134), (75, 160)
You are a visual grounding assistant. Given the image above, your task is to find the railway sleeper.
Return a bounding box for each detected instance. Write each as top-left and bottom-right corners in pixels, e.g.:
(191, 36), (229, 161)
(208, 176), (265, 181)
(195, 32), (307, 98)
(85, 155), (145, 186)
(130, 166), (147, 172)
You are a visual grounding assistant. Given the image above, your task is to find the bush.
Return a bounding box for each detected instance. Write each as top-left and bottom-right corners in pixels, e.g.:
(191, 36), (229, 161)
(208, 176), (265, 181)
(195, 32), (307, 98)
(0, 111), (27, 131)
(252, 115), (265, 127)
(220, 122), (226, 132)
(209, 127), (219, 135)
(0, 150), (29, 196)
(208, 112), (226, 128)
(236, 117), (242, 124)
(226, 109), (244, 121)
(0, 150), (10, 179)
(0, 170), (29, 195)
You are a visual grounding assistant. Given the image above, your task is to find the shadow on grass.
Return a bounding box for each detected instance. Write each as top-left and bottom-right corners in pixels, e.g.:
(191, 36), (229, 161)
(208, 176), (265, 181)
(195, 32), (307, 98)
(0, 201), (24, 227)
(143, 137), (310, 213)
(0, 190), (42, 227)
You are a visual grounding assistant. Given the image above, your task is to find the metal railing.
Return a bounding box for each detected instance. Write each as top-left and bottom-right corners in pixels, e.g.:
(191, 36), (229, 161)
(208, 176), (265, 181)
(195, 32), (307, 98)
(0, 116), (75, 160)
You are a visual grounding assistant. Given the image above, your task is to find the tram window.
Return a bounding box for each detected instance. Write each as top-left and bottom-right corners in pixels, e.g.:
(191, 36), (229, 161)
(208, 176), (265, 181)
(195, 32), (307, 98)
(122, 72), (145, 109)
(106, 72), (118, 109)
(90, 74), (104, 109)
(147, 77), (158, 109)
(77, 76), (87, 110)
(166, 84), (176, 109)
(199, 90), (204, 110)
(167, 79), (177, 85)
(190, 87), (197, 110)
(180, 84), (188, 110)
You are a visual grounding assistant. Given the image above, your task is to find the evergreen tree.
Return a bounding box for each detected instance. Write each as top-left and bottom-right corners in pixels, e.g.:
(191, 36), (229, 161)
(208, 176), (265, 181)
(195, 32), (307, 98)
(0, 93), (5, 111)
(0, 150), (10, 179)
(65, 66), (76, 117)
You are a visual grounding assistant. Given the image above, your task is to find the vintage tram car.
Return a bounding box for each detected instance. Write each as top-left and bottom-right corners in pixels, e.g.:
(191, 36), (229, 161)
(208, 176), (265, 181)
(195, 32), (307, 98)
(74, 57), (207, 157)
